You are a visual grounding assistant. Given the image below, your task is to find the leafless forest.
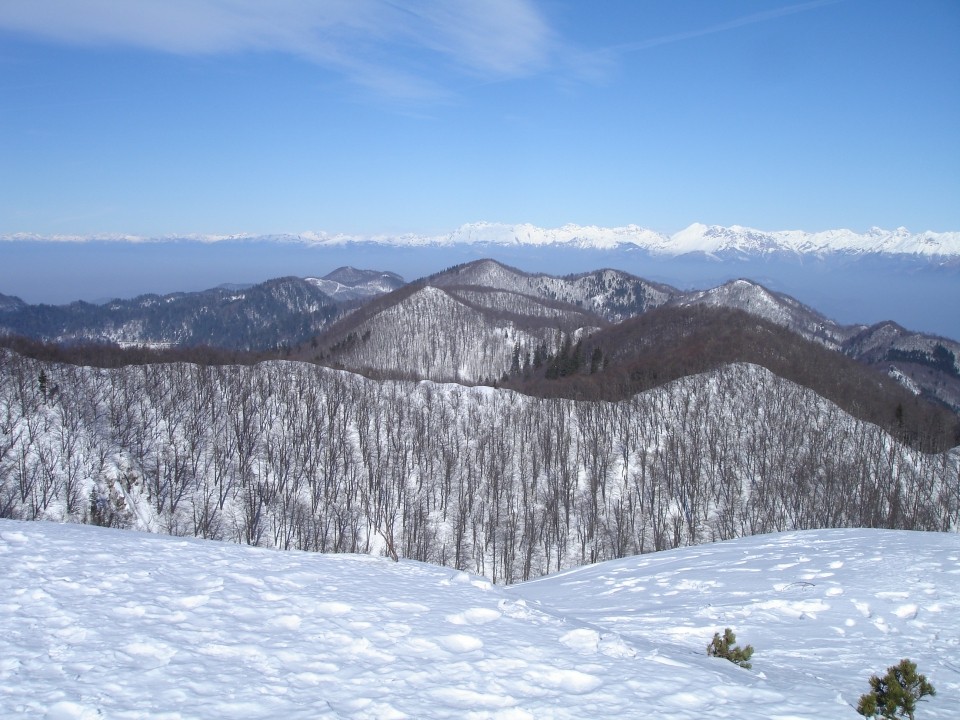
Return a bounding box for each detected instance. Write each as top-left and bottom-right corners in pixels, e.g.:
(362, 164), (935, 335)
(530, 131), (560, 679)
(2, 349), (957, 583)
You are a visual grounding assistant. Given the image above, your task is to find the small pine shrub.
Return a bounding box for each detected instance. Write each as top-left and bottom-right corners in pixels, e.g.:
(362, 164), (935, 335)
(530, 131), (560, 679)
(706, 628), (754, 669)
(857, 659), (935, 720)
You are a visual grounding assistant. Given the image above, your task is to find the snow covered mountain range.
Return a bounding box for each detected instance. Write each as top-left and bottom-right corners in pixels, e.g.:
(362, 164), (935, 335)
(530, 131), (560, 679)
(307, 259), (960, 415)
(6, 222), (960, 257)
(2, 255), (958, 416)
(429, 222), (960, 257)
(3, 521), (957, 719)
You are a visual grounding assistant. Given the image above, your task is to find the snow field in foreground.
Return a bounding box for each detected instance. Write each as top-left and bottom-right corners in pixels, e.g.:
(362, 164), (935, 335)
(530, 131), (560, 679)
(1, 521), (958, 719)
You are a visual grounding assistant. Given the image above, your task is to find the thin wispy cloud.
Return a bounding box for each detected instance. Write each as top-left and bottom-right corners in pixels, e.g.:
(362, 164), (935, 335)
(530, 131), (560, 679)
(612, 0), (840, 54)
(0, 0), (553, 99)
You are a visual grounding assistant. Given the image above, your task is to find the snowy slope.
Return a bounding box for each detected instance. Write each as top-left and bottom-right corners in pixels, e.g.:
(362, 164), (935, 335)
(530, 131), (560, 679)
(1, 521), (957, 718)
(315, 284), (600, 381)
(305, 267), (405, 302)
(516, 528), (960, 719)
(671, 278), (856, 348)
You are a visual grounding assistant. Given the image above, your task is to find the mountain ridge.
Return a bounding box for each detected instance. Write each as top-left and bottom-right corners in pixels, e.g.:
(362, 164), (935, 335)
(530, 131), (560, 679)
(6, 222), (960, 257)
(299, 260), (960, 436)
(4, 257), (955, 419)
(0, 269), (403, 351)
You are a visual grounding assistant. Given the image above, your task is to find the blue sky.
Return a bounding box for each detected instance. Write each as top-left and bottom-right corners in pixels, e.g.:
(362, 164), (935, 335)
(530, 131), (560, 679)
(1, 0), (958, 237)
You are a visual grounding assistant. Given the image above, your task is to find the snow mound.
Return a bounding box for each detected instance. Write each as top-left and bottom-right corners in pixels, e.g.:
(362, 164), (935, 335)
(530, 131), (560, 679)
(2, 522), (957, 718)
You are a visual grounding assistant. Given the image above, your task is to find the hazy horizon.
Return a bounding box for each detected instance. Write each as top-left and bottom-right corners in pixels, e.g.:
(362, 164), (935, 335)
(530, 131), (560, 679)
(1, 0), (956, 337)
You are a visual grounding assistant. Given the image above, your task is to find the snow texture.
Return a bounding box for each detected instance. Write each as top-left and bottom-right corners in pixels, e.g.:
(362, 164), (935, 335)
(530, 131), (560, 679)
(2, 521), (958, 718)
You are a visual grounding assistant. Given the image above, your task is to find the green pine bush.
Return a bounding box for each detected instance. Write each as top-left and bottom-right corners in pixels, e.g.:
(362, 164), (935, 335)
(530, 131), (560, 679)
(706, 628), (754, 669)
(857, 659), (935, 720)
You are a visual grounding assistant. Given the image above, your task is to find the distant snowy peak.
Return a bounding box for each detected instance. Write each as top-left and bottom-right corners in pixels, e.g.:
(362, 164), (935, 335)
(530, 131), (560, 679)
(442, 222), (665, 250)
(5, 224), (958, 256)
(353, 222), (960, 257)
(665, 223), (960, 258)
(436, 222), (959, 257)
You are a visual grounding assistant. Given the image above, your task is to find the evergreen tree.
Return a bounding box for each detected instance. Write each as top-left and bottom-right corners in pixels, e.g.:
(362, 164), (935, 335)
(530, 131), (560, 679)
(590, 346), (604, 374)
(707, 628), (753, 669)
(857, 659), (935, 720)
(510, 342), (521, 376)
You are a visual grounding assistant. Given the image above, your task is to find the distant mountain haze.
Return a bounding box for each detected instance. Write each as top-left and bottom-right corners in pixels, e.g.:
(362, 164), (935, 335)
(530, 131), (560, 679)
(3, 225), (956, 341)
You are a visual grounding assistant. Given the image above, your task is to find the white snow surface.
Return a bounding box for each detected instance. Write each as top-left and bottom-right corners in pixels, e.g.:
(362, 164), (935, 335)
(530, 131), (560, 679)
(2, 522), (958, 719)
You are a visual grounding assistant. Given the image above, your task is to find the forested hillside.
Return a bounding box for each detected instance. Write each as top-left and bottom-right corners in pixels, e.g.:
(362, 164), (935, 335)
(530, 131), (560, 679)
(4, 259), (958, 413)
(3, 258), (958, 584)
(308, 283), (602, 382)
(311, 260), (960, 414)
(504, 305), (960, 452)
(0, 270), (403, 351)
(2, 349), (956, 583)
